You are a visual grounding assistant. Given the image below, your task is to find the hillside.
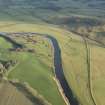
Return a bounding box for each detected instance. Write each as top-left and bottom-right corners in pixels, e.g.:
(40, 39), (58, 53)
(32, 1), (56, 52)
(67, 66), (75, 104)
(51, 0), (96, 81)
(0, 0), (105, 44)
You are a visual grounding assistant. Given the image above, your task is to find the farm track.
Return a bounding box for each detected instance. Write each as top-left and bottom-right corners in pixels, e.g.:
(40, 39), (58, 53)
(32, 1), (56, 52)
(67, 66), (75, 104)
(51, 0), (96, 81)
(82, 36), (97, 105)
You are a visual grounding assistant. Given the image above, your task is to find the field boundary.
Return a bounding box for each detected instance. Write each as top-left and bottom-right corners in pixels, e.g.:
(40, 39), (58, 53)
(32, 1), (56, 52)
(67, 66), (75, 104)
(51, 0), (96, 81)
(82, 36), (97, 105)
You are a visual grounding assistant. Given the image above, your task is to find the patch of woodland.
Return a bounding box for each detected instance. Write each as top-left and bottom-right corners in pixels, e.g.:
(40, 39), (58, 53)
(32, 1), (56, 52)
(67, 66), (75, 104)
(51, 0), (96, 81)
(0, 60), (17, 78)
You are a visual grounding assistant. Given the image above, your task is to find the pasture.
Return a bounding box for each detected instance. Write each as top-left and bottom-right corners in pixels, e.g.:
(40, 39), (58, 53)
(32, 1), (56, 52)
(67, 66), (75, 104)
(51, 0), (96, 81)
(0, 21), (105, 105)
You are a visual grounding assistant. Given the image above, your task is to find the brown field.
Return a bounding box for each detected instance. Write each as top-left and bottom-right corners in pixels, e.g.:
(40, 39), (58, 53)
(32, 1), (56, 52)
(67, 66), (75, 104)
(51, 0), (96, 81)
(0, 81), (41, 105)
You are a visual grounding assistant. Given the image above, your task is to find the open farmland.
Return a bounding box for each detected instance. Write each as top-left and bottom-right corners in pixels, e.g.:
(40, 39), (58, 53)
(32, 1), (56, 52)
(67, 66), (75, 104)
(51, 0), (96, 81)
(0, 23), (104, 105)
(0, 0), (105, 105)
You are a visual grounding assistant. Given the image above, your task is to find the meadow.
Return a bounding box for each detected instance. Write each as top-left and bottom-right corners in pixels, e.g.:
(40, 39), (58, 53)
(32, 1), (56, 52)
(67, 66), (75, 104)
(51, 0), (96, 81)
(0, 22), (104, 105)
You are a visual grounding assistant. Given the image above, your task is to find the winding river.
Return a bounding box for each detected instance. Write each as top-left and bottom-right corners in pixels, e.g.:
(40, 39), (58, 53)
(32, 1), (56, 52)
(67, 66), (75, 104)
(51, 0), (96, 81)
(0, 32), (79, 105)
(47, 35), (79, 105)
(34, 33), (79, 105)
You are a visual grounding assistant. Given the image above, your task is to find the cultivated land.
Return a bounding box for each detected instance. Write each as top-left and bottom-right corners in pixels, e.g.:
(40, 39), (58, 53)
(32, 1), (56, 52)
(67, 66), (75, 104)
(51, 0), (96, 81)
(0, 81), (34, 105)
(0, 81), (44, 105)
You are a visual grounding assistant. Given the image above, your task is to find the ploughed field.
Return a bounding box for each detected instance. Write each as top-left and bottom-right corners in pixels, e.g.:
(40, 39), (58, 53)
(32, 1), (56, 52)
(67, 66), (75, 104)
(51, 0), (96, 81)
(0, 23), (105, 105)
(0, 81), (35, 105)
